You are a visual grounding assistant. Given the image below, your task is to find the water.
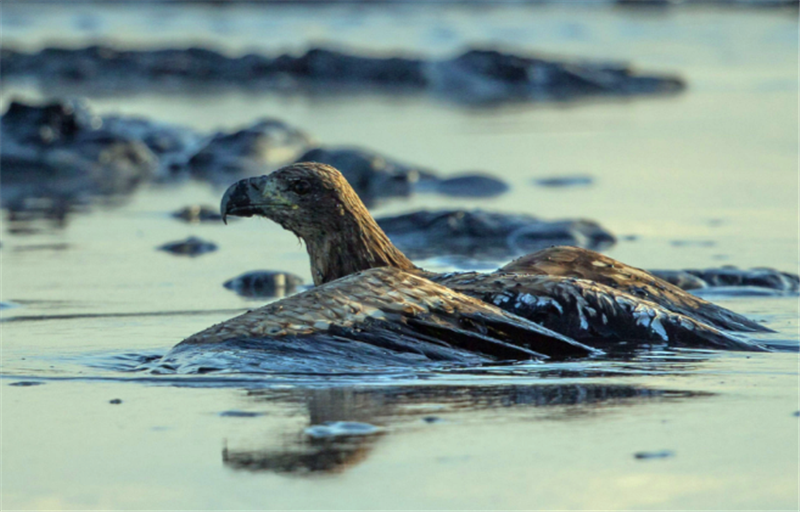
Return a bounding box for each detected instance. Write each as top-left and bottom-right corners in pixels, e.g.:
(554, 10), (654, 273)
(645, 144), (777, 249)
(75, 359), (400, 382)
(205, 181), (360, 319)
(1, 3), (798, 510)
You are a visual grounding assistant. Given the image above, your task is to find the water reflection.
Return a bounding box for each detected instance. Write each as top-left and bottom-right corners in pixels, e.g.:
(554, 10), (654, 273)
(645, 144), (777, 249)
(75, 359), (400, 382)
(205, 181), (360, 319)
(222, 383), (711, 476)
(223, 433), (379, 475)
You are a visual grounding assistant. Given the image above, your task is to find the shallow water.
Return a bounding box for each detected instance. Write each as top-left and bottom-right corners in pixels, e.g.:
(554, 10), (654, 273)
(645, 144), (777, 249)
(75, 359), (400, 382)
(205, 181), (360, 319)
(1, 3), (799, 510)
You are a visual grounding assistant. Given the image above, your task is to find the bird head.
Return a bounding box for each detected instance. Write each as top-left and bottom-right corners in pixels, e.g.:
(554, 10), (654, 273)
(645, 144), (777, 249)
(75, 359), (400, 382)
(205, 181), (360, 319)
(220, 162), (365, 240)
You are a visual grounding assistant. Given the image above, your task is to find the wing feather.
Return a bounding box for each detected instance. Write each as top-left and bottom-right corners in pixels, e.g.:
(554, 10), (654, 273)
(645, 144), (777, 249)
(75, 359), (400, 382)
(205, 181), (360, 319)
(173, 268), (598, 366)
(500, 246), (771, 333)
(434, 271), (768, 352)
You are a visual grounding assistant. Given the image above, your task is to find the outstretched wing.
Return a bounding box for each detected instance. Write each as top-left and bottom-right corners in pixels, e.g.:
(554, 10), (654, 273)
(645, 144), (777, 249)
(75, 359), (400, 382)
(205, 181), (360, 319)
(434, 271), (768, 352)
(499, 246), (771, 333)
(171, 267), (597, 368)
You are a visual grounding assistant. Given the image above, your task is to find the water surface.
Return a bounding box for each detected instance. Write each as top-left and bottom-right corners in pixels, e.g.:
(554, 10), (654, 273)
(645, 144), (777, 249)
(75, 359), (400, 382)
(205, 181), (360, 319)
(1, 3), (798, 510)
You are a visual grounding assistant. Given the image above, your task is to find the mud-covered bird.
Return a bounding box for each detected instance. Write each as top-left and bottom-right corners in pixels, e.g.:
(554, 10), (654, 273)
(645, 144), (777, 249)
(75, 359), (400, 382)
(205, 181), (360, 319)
(169, 266), (599, 368)
(203, 162), (769, 354)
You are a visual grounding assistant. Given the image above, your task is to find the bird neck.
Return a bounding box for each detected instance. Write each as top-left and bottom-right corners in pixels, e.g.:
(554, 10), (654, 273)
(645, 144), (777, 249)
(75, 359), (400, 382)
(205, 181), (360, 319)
(304, 202), (417, 286)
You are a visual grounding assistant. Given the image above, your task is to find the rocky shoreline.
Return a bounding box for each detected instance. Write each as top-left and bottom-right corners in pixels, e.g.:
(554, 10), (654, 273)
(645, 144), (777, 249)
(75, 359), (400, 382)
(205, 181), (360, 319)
(1, 46), (685, 104)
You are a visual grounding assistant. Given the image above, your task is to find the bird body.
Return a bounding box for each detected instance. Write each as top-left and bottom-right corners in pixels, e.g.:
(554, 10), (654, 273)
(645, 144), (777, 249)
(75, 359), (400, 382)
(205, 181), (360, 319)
(183, 162), (769, 359)
(173, 267), (598, 362)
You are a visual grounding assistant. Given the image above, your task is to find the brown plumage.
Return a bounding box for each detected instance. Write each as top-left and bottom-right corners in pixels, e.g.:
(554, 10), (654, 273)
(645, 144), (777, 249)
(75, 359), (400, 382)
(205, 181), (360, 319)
(214, 162), (770, 353)
(221, 162), (415, 286)
(173, 267), (597, 362)
(496, 246), (768, 333)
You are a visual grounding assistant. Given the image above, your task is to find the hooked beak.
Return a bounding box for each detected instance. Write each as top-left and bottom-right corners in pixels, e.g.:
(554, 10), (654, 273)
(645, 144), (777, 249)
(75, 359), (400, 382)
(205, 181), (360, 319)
(220, 175), (287, 225)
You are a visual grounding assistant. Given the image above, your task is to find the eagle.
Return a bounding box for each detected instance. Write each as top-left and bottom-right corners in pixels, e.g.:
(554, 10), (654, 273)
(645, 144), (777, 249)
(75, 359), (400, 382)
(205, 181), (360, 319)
(171, 266), (600, 367)
(197, 162), (769, 356)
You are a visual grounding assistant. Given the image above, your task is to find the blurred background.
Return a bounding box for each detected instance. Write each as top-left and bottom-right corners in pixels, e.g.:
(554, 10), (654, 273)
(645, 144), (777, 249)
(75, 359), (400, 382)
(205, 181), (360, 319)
(2, 1), (798, 305)
(1, 2), (798, 510)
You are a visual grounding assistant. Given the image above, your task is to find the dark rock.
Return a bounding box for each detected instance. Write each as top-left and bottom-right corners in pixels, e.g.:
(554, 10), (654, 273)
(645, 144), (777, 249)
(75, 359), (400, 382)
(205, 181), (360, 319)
(377, 209), (616, 261)
(223, 270), (304, 299)
(430, 48), (684, 102)
(694, 267), (799, 291)
(692, 287), (794, 298)
(109, 398), (122, 404)
(433, 174), (509, 198)
(2, 99), (99, 145)
(158, 236), (218, 257)
(534, 175), (594, 187)
(9, 381), (44, 386)
(98, 114), (203, 175)
(188, 119), (310, 179)
(12, 243), (71, 252)
(508, 219), (616, 253)
(616, 0), (674, 6)
(220, 410), (265, 418)
(648, 270), (708, 290)
(671, 240), (716, 247)
(172, 205), (224, 223)
(272, 48), (426, 86)
(297, 147), (435, 202)
(1, 45), (685, 104)
(0, 99), (162, 234)
(298, 147), (508, 202)
(651, 267), (799, 293)
(617, 0), (797, 6)
(1, 100), (307, 229)
(1, 99), (157, 227)
(634, 450), (675, 460)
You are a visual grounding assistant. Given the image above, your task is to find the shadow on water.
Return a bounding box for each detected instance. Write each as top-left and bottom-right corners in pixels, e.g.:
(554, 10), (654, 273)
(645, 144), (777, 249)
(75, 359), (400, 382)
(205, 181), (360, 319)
(222, 383), (713, 476)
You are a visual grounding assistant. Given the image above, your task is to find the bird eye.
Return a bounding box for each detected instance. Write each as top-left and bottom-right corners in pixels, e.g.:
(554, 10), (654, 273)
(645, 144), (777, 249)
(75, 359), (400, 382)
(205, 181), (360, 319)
(290, 180), (311, 196)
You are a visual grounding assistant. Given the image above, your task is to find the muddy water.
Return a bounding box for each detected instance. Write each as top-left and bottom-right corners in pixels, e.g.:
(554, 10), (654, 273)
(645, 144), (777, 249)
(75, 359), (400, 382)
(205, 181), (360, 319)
(1, 3), (799, 510)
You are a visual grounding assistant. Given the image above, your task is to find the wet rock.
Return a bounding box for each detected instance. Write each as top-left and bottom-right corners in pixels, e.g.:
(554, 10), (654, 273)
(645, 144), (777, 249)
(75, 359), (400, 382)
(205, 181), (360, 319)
(634, 450), (675, 460)
(616, 0), (674, 6)
(172, 205), (224, 223)
(188, 119), (310, 180)
(1, 99), (164, 229)
(651, 267), (799, 293)
(432, 174), (509, 198)
(272, 48), (426, 86)
(1, 99), (157, 194)
(219, 410), (265, 418)
(297, 147), (435, 201)
(1, 45), (686, 103)
(1, 100), (307, 229)
(12, 243), (71, 251)
(617, 0), (796, 6)
(158, 236), (218, 257)
(299, 147), (508, 202)
(109, 398), (122, 404)
(377, 209), (616, 261)
(2, 98), (97, 144)
(508, 219), (615, 252)
(671, 240), (716, 247)
(304, 421), (383, 439)
(223, 270), (304, 299)
(534, 175), (594, 187)
(429, 48), (684, 102)
(98, 114), (204, 176)
(649, 270), (708, 290)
